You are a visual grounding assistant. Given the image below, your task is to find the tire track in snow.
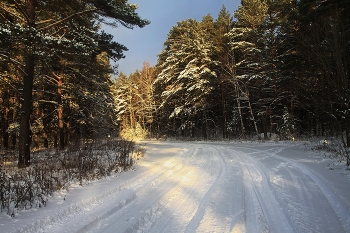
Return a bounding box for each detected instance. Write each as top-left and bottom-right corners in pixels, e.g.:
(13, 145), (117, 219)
(81, 147), (198, 233)
(88, 146), (203, 233)
(121, 148), (204, 233)
(77, 158), (192, 233)
(270, 151), (350, 232)
(184, 147), (226, 233)
(191, 146), (246, 233)
(19, 145), (195, 233)
(271, 161), (316, 232)
(220, 148), (245, 233)
(232, 148), (294, 233)
(139, 146), (223, 233)
(240, 145), (350, 232)
(19, 142), (349, 233)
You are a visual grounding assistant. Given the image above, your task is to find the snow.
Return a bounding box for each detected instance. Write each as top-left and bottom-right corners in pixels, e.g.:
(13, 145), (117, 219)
(1, 141), (350, 233)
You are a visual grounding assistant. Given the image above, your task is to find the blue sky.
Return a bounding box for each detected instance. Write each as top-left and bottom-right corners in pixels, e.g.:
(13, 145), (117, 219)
(104, 0), (240, 76)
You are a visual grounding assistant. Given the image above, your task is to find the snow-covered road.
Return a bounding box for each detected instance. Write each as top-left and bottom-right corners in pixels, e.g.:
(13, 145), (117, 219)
(2, 141), (350, 233)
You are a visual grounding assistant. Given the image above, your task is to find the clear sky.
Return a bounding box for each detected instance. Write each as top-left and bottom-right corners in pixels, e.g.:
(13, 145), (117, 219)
(105, 0), (240, 76)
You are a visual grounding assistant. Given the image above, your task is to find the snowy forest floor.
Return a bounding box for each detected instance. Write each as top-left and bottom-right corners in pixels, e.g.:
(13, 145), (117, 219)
(1, 140), (350, 233)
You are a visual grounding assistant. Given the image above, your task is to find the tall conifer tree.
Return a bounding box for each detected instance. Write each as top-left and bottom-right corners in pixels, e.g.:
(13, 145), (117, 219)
(0, 0), (149, 167)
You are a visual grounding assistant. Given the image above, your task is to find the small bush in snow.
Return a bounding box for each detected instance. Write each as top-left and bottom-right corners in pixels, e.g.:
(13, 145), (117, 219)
(311, 136), (350, 167)
(0, 139), (139, 216)
(120, 122), (148, 141)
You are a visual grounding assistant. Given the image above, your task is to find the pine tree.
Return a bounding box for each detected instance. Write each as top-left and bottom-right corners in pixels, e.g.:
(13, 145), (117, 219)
(0, 0), (149, 167)
(298, 0), (350, 148)
(213, 5), (235, 138)
(154, 18), (219, 139)
(268, 0), (304, 139)
(226, 0), (304, 140)
(226, 0), (268, 139)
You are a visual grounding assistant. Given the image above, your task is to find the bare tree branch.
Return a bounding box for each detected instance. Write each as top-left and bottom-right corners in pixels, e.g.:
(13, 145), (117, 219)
(0, 1), (26, 22)
(12, 0), (29, 23)
(0, 51), (26, 75)
(0, 73), (20, 94)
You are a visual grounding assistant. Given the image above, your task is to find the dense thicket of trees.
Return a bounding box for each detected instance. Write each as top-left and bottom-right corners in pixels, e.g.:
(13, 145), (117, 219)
(0, 0), (149, 167)
(114, 0), (349, 144)
(1, 1), (349, 167)
(114, 62), (156, 140)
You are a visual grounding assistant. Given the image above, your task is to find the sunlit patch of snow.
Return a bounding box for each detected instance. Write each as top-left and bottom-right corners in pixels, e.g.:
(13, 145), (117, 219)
(1, 141), (350, 233)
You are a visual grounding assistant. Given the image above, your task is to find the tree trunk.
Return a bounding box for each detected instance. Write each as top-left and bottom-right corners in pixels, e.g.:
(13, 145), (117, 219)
(57, 75), (65, 149)
(18, 53), (35, 168)
(54, 134), (58, 148)
(246, 90), (260, 140)
(262, 114), (268, 140)
(11, 134), (16, 150)
(65, 122), (70, 148)
(2, 109), (9, 149)
(346, 114), (350, 148)
(43, 131), (49, 148)
(202, 111), (208, 140)
(2, 90), (9, 149)
(235, 84), (245, 139)
(18, 0), (37, 168)
(221, 82), (227, 139)
(190, 121), (194, 138)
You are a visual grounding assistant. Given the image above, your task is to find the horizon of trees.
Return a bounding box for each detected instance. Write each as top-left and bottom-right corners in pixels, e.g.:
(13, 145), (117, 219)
(1, 0), (349, 167)
(115, 0), (349, 145)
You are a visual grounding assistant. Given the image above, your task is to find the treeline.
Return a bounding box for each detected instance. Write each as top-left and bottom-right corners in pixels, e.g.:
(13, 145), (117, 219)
(116, 0), (350, 145)
(1, 0), (349, 168)
(0, 0), (149, 167)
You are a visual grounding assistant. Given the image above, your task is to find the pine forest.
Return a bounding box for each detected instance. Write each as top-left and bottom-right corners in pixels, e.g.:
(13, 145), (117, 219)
(1, 0), (350, 168)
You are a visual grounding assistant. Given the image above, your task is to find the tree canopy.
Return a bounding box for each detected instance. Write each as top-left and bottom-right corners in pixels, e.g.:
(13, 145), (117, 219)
(117, 1), (349, 145)
(0, 0), (149, 167)
(1, 1), (349, 167)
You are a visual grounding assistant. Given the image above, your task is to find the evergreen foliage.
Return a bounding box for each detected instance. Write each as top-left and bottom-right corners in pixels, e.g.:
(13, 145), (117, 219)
(139, 1), (349, 145)
(0, 0), (149, 167)
(1, 1), (349, 166)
